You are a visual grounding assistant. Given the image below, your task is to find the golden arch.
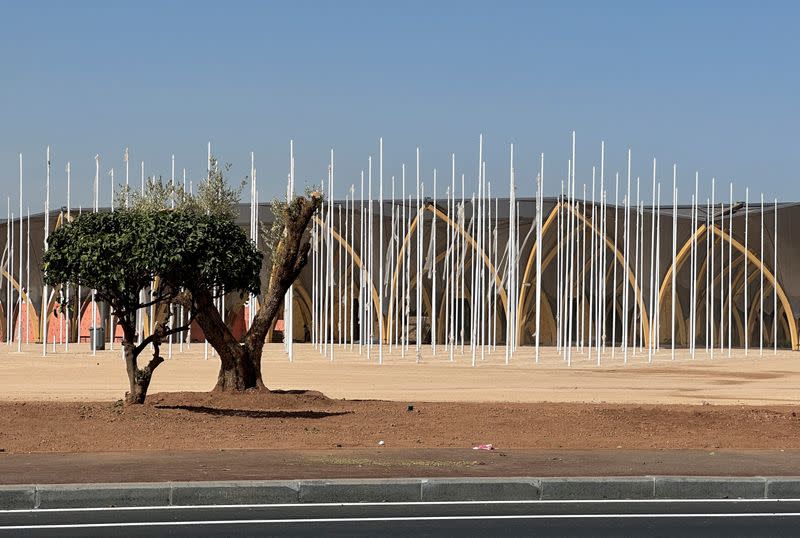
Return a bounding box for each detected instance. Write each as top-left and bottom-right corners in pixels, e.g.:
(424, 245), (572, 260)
(386, 203), (508, 344)
(0, 269), (40, 341)
(516, 202), (651, 347)
(312, 214), (384, 337)
(658, 223), (797, 349)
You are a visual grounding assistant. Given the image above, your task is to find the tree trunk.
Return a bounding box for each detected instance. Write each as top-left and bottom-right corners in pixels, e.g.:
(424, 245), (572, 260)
(214, 347), (264, 391)
(192, 288), (265, 391)
(122, 331), (164, 405)
(191, 194), (322, 392)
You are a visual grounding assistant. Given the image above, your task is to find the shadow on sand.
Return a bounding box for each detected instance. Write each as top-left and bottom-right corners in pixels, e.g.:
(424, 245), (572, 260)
(153, 405), (351, 419)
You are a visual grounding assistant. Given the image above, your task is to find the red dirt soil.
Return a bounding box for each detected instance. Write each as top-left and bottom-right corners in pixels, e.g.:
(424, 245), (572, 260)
(2, 390), (800, 454)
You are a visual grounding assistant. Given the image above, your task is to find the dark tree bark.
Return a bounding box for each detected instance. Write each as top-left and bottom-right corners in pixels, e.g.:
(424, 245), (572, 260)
(192, 194), (322, 392)
(121, 318), (179, 404)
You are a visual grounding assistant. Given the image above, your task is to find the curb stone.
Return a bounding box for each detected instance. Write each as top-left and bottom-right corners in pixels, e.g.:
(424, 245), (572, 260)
(423, 478), (541, 501)
(540, 477), (653, 500)
(3, 476), (799, 509)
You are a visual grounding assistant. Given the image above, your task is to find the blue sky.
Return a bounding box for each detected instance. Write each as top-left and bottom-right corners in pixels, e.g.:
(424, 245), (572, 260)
(1, 1), (797, 213)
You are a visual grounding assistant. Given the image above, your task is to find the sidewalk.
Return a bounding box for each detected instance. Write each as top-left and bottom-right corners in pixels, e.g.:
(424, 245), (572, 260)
(1, 449), (799, 484)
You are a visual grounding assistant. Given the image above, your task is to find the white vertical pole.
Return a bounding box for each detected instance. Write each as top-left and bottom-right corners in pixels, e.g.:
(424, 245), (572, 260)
(622, 150), (631, 362)
(632, 177), (640, 357)
(744, 188), (749, 355)
(461, 173), (465, 355)
(42, 149), (50, 356)
(288, 141), (295, 361)
(671, 164), (677, 360)
(489, 196), (500, 351)
(450, 155), (456, 359)
(359, 172), (364, 355)
(535, 153), (544, 363)
(728, 182), (733, 356)
(622, 148), (631, 364)
(65, 162), (71, 352)
(567, 132), (576, 365)
(611, 170), (618, 359)
(588, 167), (596, 360)
(705, 197), (710, 354)
(469, 193), (475, 367)
(337, 202), (342, 350)
(344, 193), (349, 351)
(416, 149), (421, 356)
(688, 191), (695, 357)
(26, 207), (30, 347)
(401, 167), (406, 357)
(580, 184), (587, 353)
(655, 183), (662, 356)
(390, 175), (396, 352)
(124, 149), (129, 209)
(556, 180), (562, 354)
(774, 199), (778, 354)
(760, 193), (764, 356)
(378, 139), (384, 364)
(719, 200), (724, 353)
(710, 178), (715, 359)
(92, 155), (99, 356)
(329, 150), (335, 362)
(17, 154), (23, 353)
(621, 192), (628, 363)
(7, 200), (10, 348)
(431, 169), (437, 356)
(351, 184), (356, 351)
(507, 143), (513, 363)
(648, 160), (656, 363)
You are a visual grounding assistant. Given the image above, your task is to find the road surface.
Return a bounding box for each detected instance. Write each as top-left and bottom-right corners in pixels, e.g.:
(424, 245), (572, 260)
(2, 499), (800, 536)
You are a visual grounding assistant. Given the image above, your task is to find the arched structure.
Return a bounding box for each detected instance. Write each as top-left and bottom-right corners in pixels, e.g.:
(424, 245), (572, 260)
(657, 223), (798, 349)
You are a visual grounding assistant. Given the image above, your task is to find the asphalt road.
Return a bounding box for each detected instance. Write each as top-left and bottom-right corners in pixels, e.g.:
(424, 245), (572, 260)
(2, 499), (800, 537)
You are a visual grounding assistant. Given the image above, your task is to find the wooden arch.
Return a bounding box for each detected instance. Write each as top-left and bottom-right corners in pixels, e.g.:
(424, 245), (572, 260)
(386, 203), (508, 344)
(516, 202), (651, 347)
(658, 223), (797, 349)
(312, 215), (384, 337)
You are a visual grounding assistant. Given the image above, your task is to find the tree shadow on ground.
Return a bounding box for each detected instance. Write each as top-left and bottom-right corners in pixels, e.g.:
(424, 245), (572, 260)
(153, 405), (352, 419)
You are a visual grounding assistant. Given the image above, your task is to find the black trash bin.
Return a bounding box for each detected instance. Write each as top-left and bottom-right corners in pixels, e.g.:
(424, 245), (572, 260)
(89, 327), (105, 350)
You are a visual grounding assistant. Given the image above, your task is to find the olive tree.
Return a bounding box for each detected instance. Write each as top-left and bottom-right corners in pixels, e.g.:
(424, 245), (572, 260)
(119, 159), (322, 392)
(43, 209), (261, 403)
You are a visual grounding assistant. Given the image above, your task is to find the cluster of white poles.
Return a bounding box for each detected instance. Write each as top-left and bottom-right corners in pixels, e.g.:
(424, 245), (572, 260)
(307, 134), (784, 364)
(0, 135), (786, 365)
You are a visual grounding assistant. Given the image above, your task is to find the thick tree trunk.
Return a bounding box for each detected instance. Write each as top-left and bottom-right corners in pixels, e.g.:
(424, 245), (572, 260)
(192, 194), (321, 392)
(192, 288), (265, 391)
(214, 348), (263, 391)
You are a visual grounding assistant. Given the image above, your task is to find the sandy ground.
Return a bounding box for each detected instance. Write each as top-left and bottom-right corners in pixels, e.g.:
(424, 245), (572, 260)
(3, 390), (800, 453)
(0, 343), (798, 405)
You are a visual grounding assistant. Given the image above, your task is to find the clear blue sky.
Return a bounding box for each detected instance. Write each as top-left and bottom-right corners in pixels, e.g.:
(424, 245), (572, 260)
(1, 1), (797, 214)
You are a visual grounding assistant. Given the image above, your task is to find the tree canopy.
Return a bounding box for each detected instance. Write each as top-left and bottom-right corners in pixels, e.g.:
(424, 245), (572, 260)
(43, 210), (262, 313)
(43, 208), (263, 403)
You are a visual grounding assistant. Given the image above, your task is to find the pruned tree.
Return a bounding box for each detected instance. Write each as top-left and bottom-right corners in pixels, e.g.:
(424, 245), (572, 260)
(121, 158), (322, 392)
(43, 209), (262, 404)
(189, 192), (322, 390)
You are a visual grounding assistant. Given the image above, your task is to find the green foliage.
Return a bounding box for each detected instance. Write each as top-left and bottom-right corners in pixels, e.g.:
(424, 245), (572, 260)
(44, 210), (263, 316)
(117, 157), (244, 221)
(158, 211), (263, 298)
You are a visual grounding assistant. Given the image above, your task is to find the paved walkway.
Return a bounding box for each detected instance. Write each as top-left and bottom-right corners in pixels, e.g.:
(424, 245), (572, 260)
(2, 449), (799, 484)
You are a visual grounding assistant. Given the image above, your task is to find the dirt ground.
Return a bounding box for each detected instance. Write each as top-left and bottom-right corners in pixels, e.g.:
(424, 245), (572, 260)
(3, 389), (800, 454)
(1, 343), (800, 405)
(2, 343), (800, 456)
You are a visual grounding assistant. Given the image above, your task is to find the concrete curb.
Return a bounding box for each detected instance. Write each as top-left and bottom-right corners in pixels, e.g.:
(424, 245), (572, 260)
(3, 477), (800, 509)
